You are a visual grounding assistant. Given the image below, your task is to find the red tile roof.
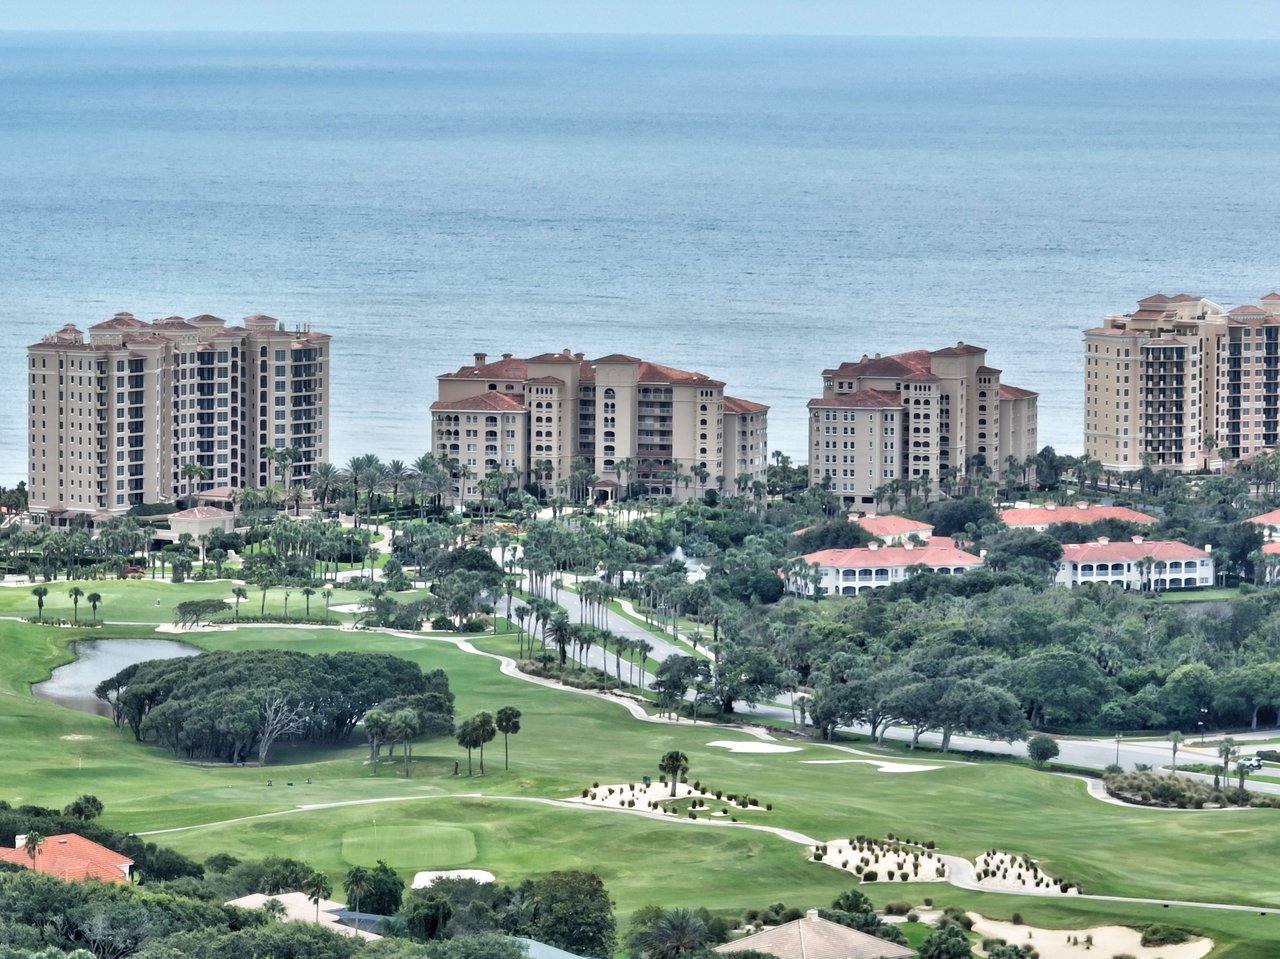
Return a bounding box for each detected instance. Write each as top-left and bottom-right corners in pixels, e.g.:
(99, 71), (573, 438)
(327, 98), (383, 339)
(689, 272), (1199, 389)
(854, 514), (933, 538)
(637, 360), (722, 386)
(1263, 292), (1280, 301)
(431, 392), (528, 413)
(525, 375), (565, 385)
(1231, 305), (1265, 315)
(823, 350), (933, 381)
(0, 834), (132, 884)
(1000, 503), (1156, 527)
(931, 343), (985, 356)
(1060, 539), (1208, 564)
(1248, 508), (1280, 529)
(807, 390), (902, 410)
(1137, 294), (1170, 304)
(593, 353), (644, 363)
(998, 384), (1038, 400)
(801, 537), (981, 570)
(171, 506), (232, 519)
(89, 313), (147, 331)
(723, 395), (769, 414)
(976, 365), (1002, 375)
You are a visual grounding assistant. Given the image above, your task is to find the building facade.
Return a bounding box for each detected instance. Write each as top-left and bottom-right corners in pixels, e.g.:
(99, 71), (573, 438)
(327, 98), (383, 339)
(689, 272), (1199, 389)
(807, 343), (1038, 505)
(789, 538), (984, 597)
(28, 313), (329, 524)
(1084, 292), (1280, 472)
(431, 350), (768, 505)
(1055, 538), (1214, 591)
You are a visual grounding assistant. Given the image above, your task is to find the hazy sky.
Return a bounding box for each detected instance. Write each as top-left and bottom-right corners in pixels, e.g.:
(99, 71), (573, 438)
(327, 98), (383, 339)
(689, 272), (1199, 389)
(4, 0), (1280, 39)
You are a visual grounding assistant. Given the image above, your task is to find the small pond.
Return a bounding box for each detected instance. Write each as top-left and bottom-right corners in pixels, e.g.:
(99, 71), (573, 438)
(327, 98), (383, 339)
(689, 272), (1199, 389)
(33, 639), (202, 717)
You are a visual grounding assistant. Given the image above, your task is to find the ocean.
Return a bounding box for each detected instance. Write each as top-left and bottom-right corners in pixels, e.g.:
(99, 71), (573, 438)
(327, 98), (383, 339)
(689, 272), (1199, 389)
(2, 32), (1280, 488)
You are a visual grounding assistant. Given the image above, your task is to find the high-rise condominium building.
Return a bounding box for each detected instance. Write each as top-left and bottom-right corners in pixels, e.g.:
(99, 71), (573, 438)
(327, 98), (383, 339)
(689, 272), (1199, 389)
(28, 313), (329, 525)
(431, 350), (768, 504)
(1084, 293), (1280, 472)
(807, 343), (1038, 505)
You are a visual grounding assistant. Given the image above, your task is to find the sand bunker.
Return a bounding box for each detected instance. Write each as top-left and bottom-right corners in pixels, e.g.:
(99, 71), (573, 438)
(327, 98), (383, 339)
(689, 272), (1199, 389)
(569, 782), (770, 816)
(59, 734), (94, 741)
(811, 837), (948, 882)
(329, 603), (366, 614)
(413, 869), (495, 888)
(802, 759), (941, 773)
(971, 850), (1079, 894)
(707, 740), (800, 754)
(969, 914), (1212, 959)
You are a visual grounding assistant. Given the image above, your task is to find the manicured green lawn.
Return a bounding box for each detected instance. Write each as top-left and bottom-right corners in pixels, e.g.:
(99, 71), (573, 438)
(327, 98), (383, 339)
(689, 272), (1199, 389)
(2, 595), (1280, 954)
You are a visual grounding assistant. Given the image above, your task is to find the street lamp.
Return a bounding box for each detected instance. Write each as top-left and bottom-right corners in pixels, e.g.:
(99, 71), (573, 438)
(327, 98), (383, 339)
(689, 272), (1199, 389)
(1199, 708), (1209, 744)
(1114, 732), (1122, 768)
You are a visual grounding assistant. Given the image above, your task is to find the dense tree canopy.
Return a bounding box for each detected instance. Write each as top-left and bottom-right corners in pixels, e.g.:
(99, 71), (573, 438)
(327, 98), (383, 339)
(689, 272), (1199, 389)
(99, 650), (452, 763)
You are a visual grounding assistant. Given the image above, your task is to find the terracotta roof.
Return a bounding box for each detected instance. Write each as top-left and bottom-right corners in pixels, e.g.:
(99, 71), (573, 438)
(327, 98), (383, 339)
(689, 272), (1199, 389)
(1128, 309), (1172, 319)
(89, 314), (147, 331)
(931, 342), (985, 356)
(432, 392), (528, 413)
(151, 319), (197, 331)
(1231, 305), (1265, 315)
(998, 384), (1038, 400)
(1137, 294), (1170, 304)
(808, 390), (902, 410)
(976, 365), (1002, 375)
(1170, 293), (1200, 302)
(186, 313), (227, 324)
(802, 537), (981, 570)
(1001, 503), (1156, 527)
(1263, 292), (1280, 301)
(854, 514), (934, 538)
(1060, 538), (1208, 564)
(243, 313), (279, 324)
(197, 485), (235, 498)
(526, 352), (579, 363)
(593, 353), (644, 363)
(714, 911), (915, 959)
(723, 396), (769, 414)
(1263, 543), (1280, 556)
(1247, 508), (1280, 528)
(526, 375), (566, 385)
(170, 506), (232, 519)
(0, 834), (132, 884)
(1085, 326), (1144, 336)
(637, 360), (722, 386)
(824, 350), (933, 381)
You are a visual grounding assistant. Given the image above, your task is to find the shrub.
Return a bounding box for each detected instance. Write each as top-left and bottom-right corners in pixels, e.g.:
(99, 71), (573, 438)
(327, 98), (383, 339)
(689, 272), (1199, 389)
(884, 901), (912, 916)
(862, 871), (877, 882)
(1011, 913), (1022, 925)
(1140, 925), (1192, 947)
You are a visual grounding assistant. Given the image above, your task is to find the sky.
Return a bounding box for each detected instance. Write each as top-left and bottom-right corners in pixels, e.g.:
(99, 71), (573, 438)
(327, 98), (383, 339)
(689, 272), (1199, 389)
(4, 0), (1280, 39)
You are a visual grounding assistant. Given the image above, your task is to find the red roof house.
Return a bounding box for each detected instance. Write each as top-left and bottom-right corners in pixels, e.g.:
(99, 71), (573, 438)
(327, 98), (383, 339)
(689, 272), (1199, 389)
(0, 834), (133, 883)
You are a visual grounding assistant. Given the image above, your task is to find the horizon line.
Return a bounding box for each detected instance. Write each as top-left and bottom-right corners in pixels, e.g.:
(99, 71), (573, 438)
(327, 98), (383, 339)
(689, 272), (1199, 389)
(0, 28), (1275, 42)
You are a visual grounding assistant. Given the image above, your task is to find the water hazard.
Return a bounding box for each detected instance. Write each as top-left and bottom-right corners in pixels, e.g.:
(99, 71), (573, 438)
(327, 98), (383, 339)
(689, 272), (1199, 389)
(33, 639), (201, 718)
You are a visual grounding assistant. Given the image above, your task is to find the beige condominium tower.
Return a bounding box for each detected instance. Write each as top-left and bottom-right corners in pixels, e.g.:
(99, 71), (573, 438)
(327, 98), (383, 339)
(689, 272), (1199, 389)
(807, 343), (1038, 505)
(28, 312), (329, 525)
(1084, 293), (1280, 472)
(431, 349), (768, 505)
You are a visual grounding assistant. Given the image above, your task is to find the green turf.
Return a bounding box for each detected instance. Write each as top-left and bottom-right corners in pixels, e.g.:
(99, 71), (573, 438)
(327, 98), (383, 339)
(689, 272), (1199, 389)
(2, 582), (1280, 955)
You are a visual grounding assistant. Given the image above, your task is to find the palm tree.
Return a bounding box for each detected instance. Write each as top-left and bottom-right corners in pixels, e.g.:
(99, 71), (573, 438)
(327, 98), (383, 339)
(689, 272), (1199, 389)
(658, 750), (689, 798)
(495, 706), (522, 770)
(1219, 736), (1237, 781)
(232, 586), (248, 620)
(628, 908), (711, 959)
(548, 611), (573, 668)
(302, 869), (333, 924)
(302, 586), (315, 617)
(456, 716), (479, 776)
(1167, 730), (1183, 776)
(23, 832), (44, 870)
(309, 462), (341, 511)
(473, 710), (498, 774)
(86, 592), (102, 623)
(67, 586), (84, 625)
(322, 588), (333, 621)
(31, 586), (48, 623)
(343, 865), (372, 933)
(390, 708), (419, 778)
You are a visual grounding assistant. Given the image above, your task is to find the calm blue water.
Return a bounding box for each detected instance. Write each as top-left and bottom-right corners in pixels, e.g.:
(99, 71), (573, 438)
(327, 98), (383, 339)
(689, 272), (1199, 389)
(3, 32), (1280, 486)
